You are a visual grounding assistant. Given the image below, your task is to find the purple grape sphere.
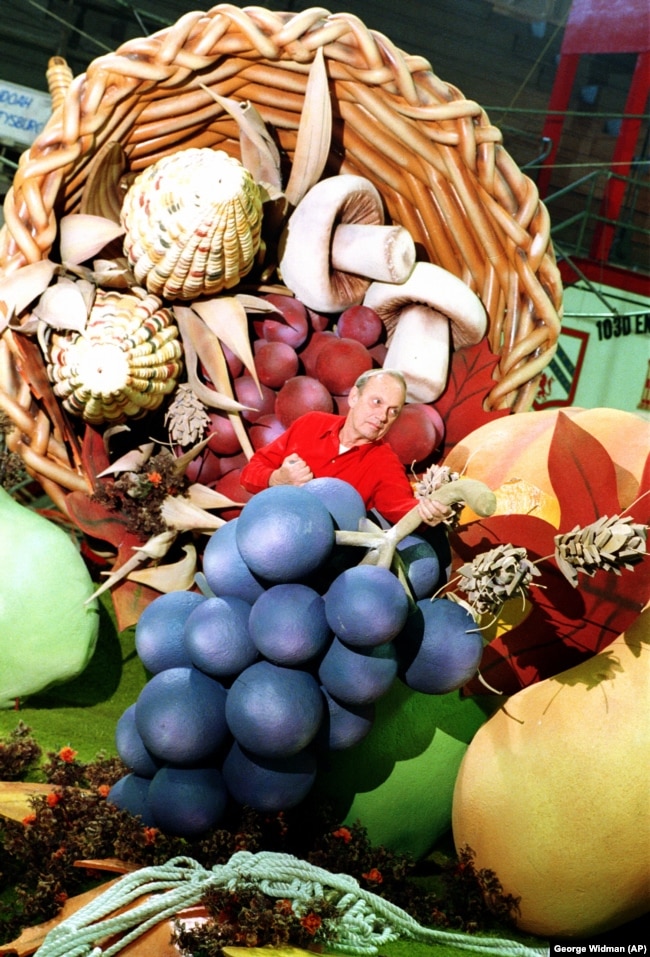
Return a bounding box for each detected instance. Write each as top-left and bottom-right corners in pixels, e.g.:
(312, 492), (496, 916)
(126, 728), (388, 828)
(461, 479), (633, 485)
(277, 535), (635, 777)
(324, 565), (409, 647)
(396, 598), (484, 694)
(223, 741), (317, 811)
(320, 686), (375, 750)
(225, 660), (324, 757)
(303, 476), (367, 531)
(115, 703), (160, 778)
(184, 595), (257, 678)
(135, 667), (228, 765)
(396, 533), (441, 600)
(107, 773), (155, 825)
(202, 518), (265, 603)
(235, 485), (334, 582)
(318, 638), (398, 705)
(148, 766), (228, 838)
(135, 591), (205, 674)
(249, 584), (330, 665)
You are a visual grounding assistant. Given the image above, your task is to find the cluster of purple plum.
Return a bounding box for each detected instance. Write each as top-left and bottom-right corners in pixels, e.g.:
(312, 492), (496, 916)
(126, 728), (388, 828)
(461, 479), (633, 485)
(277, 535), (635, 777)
(108, 478), (483, 838)
(183, 296), (445, 512)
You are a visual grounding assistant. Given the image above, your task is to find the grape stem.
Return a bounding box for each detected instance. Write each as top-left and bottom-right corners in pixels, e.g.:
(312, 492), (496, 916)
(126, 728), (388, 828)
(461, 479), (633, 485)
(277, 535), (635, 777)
(335, 477), (497, 568)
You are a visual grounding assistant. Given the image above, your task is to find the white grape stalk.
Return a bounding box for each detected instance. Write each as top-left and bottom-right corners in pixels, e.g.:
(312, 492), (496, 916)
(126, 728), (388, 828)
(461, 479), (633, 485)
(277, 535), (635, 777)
(335, 477), (496, 569)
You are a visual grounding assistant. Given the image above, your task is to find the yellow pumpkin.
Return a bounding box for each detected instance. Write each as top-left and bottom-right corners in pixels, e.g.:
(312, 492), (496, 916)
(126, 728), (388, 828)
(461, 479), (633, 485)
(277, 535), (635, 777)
(446, 407), (649, 645)
(451, 606), (650, 938)
(459, 476), (561, 528)
(445, 408), (649, 512)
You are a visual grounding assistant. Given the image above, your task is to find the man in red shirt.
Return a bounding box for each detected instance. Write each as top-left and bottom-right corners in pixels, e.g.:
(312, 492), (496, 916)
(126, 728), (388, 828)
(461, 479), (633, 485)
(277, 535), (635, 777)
(240, 369), (450, 528)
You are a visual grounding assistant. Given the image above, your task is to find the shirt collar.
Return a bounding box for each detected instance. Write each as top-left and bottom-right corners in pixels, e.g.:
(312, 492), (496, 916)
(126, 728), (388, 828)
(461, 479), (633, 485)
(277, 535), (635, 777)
(317, 416), (345, 440)
(319, 415), (387, 452)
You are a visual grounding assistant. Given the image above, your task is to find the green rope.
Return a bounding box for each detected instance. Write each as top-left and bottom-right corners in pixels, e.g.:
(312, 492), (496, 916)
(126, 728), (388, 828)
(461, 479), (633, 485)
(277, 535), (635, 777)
(33, 851), (550, 957)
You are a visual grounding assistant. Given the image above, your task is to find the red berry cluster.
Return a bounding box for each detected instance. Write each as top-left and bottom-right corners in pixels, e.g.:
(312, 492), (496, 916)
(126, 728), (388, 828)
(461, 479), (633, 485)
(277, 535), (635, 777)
(184, 294), (445, 515)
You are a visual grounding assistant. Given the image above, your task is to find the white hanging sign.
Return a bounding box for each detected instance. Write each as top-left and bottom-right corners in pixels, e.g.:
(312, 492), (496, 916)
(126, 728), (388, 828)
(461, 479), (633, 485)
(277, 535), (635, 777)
(0, 80), (52, 147)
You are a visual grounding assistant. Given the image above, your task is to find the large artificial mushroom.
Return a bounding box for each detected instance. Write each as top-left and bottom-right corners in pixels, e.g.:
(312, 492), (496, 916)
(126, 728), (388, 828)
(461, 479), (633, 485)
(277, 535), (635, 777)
(363, 262), (487, 403)
(278, 175), (416, 314)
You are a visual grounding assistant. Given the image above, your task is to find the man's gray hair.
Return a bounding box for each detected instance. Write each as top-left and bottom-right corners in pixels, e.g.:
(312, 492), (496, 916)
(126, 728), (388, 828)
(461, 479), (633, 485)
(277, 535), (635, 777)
(354, 368), (407, 395)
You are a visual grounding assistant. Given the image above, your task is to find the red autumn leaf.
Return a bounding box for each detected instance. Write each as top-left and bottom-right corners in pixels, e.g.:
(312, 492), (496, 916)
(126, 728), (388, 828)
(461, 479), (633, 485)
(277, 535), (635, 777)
(433, 338), (510, 456)
(628, 449), (650, 525)
(547, 412), (623, 527)
(79, 424), (111, 486)
(65, 490), (142, 552)
(109, 578), (162, 632)
(64, 490), (158, 631)
(455, 514), (649, 695)
(453, 415), (650, 696)
(12, 333), (83, 467)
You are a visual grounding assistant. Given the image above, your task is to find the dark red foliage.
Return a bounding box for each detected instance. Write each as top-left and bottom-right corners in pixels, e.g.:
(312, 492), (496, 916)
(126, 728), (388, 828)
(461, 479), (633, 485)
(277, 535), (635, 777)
(432, 338), (511, 456)
(454, 414), (650, 695)
(63, 425), (175, 631)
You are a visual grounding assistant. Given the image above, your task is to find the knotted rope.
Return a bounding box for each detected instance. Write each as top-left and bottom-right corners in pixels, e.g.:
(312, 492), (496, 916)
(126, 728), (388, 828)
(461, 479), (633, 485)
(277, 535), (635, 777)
(33, 851), (550, 957)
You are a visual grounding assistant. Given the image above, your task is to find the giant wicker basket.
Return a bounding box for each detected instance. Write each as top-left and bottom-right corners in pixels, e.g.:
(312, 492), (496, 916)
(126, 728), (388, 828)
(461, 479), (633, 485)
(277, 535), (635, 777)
(0, 5), (562, 513)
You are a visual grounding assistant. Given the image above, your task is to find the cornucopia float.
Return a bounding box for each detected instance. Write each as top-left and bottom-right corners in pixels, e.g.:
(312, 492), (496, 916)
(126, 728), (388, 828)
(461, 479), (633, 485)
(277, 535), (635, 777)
(0, 6), (648, 957)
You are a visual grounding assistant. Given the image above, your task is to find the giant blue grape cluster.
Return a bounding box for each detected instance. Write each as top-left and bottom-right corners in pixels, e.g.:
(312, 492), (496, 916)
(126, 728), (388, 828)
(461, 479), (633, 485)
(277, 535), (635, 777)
(109, 479), (483, 837)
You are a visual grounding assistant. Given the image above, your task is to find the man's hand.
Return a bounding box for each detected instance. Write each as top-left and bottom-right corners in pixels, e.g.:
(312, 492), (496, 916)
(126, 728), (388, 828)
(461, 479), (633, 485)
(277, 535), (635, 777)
(416, 496), (452, 527)
(269, 454), (314, 487)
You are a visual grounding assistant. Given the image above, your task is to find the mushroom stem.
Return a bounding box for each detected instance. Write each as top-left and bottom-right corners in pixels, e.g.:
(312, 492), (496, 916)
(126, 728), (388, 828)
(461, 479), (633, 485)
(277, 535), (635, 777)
(363, 262), (488, 403)
(383, 304), (451, 403)
(331, 223), (416, 284)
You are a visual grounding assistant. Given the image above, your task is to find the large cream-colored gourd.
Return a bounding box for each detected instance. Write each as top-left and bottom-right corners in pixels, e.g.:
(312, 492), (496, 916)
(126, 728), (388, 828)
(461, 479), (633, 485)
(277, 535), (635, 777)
(452, 606), (650, 938)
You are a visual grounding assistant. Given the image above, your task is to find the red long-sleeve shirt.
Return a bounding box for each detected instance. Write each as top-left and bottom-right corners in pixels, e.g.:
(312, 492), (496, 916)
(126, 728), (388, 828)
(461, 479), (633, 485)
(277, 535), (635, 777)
(239, 411), (418, 525)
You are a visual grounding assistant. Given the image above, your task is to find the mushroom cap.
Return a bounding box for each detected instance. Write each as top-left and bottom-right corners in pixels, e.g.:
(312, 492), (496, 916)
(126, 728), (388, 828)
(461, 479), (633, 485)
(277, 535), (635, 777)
(363, 262), (487, 349)
(278, 175), (386, 314)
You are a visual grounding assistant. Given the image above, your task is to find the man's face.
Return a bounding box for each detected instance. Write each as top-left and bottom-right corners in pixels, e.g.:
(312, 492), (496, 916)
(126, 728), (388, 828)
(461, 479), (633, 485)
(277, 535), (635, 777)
(344, 374), (405, 445)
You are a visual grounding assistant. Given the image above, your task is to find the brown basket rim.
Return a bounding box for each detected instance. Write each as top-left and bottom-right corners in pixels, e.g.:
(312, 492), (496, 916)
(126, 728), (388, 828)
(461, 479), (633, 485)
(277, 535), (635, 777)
(0, 5), (562, 429)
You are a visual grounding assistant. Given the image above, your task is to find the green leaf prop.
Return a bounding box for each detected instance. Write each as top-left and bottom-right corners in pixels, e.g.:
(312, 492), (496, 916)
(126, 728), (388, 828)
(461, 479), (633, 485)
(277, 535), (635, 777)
(0, 487), (100, 708)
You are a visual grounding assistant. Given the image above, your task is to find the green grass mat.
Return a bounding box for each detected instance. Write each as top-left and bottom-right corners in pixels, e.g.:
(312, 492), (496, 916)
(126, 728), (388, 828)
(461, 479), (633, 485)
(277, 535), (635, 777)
(0, 593), (552, 956)
(0, 593), (143, 761)
(2, 588), (645, 955)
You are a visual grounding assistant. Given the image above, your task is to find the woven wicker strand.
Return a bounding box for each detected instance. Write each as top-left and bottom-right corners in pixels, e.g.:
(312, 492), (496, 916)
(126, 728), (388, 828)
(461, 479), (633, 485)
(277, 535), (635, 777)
(0, 5), (562, 501)
(45, 56), (74, 114)
(0, 333), (89, 509)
